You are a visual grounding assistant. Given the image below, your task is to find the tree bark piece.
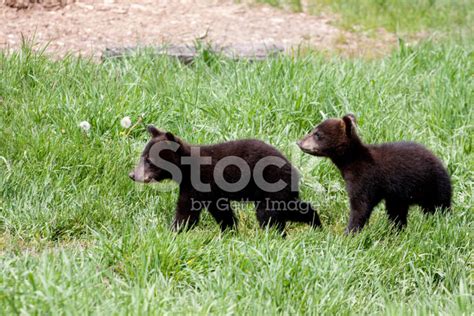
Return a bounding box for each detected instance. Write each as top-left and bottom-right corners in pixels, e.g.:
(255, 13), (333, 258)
(102, 43), (285, 63)
(4, 0), (74, 9)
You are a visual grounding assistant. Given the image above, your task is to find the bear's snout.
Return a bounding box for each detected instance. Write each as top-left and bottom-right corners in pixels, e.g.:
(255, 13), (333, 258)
(297, 137), (313, 151)
(128, 171), (153, 183)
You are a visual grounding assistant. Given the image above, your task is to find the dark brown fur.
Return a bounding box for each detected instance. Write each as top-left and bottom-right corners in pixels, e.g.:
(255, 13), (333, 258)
(298, 114), (451, 233)
(130, 126), (321, 233)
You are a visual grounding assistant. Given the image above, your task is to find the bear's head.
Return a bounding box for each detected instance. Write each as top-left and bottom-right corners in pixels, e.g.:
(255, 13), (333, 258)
(297, 114), (360, 158)
(129, 125), (187, 183)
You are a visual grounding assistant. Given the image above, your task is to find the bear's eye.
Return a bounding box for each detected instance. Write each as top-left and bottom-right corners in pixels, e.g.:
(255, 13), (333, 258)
(314, 131), (322, 140)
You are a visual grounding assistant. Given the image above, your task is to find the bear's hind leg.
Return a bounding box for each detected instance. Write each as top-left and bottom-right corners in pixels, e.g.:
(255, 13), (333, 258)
(421, 176), (451, 215)
(281, 200), (322, 228)
(420, 202), (450, 215)
(420, 203), (436, 215)
(385, 200), (409, 229)
(208, 200), (238, 232)
(420, 193), (451, 214)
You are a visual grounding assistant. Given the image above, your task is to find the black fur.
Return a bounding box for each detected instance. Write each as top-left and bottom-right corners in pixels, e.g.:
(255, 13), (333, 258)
(298, 114), (451, 233)
(130, 127), (322, 234)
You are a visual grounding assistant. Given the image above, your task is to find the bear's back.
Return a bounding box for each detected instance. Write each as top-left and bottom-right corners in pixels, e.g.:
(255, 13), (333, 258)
(199, 139), (290, 165)
(188, 139), (297, 200)
(369, 141), (450, 200)
(372, 141), (443, 172)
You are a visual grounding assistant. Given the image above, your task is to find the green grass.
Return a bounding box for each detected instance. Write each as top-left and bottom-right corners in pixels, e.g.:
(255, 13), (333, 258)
(0, 40), (473, 314)
(252, 0), (474, 33)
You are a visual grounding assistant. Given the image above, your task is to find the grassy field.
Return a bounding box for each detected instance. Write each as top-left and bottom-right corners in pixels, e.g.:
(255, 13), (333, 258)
(253, 0), (474, 33)
(1, 40), (472, 314)
(1, 5), (473, 314)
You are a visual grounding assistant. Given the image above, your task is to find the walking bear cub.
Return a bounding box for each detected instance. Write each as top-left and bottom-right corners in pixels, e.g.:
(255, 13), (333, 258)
(130, 125), (321, 233)
(297, 114), (451, 233)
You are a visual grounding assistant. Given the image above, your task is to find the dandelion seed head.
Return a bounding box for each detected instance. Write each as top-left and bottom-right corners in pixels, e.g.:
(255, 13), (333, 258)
(79, 121), (91, 132)
(121, 116), (132, 128)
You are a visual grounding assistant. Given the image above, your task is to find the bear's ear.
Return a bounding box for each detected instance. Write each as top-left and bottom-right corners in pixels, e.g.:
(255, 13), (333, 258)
(342, 114), (357, 137)
(164, 132), (176, 142)
(147, 125), (162, 138)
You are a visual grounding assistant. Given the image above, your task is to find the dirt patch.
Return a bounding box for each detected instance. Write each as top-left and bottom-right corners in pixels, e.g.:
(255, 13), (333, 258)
(0, 0), (398, 59)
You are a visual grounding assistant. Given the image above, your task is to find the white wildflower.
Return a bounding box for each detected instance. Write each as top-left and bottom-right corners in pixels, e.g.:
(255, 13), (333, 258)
(79, 121), (91, 132)
(120, 116), (132, 128)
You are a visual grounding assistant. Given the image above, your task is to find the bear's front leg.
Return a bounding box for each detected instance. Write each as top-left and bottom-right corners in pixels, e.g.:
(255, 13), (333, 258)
(172, 194), (202, 232)
(345, 197), (374, 234)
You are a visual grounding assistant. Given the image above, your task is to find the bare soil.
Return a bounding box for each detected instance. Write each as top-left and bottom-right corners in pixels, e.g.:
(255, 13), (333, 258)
(0, 0), (398, 59)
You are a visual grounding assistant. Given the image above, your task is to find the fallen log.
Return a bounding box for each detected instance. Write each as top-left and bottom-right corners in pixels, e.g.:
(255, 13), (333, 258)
(102, 43), (285, 63)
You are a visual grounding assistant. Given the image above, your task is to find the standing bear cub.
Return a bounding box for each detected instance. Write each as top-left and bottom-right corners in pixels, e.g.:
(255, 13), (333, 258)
(298, 114), (451, 233)
(130, 125), (321, 233)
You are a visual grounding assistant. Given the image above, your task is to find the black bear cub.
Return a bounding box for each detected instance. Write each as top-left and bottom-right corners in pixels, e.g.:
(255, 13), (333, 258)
(130, 125), (321, 233)
(297, 114), (451, 233)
